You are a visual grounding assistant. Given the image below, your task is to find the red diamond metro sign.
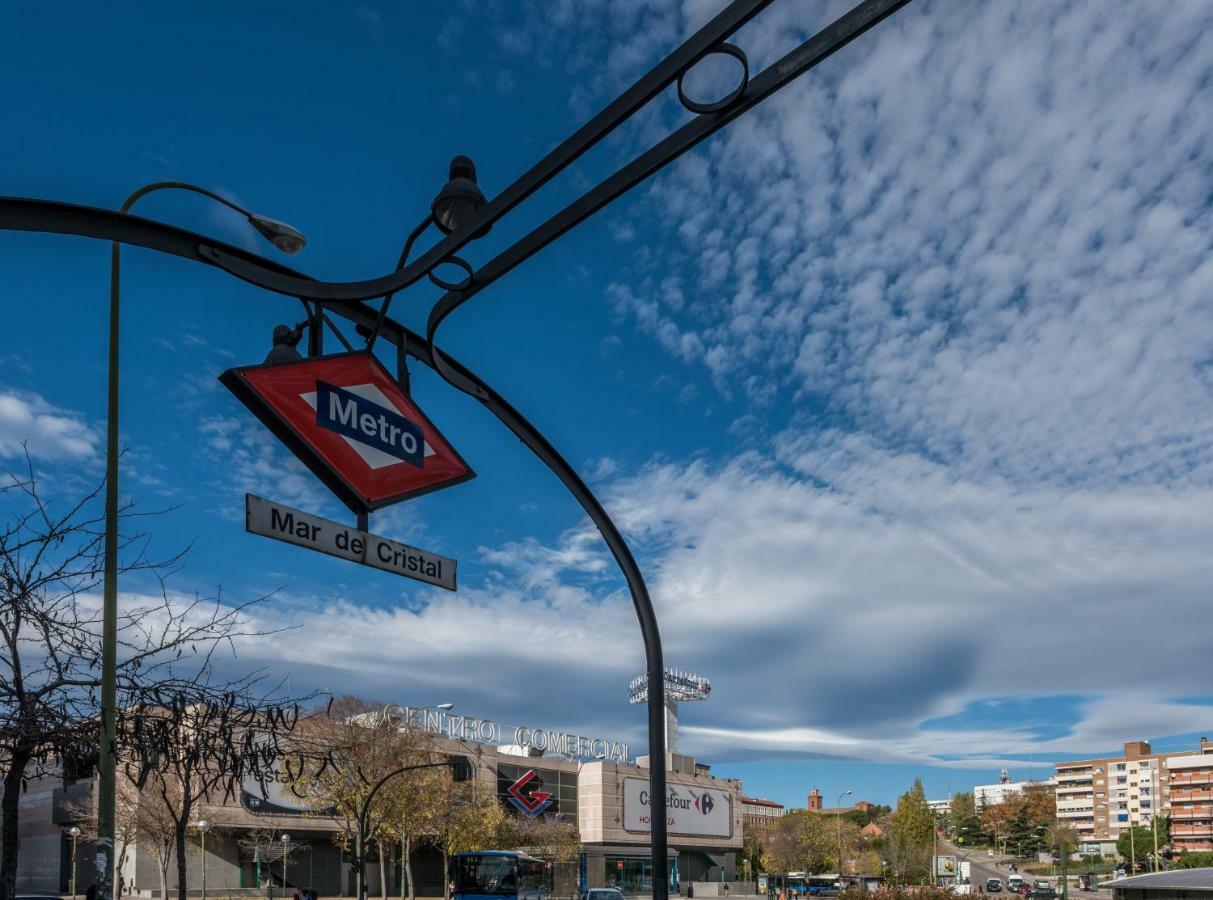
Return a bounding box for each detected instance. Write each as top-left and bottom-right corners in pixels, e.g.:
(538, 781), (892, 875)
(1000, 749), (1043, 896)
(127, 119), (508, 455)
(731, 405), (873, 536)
(220, 351), (474, 512)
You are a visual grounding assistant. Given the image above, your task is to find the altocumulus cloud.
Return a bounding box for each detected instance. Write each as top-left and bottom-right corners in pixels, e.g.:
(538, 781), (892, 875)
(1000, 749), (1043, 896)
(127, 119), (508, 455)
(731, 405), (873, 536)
(286, 0), (1213, 763)
(0, 389), (98, 461)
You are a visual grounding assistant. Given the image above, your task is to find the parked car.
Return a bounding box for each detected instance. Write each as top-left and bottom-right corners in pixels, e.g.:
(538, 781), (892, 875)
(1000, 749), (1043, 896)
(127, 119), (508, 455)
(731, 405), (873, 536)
(584, 890), (626, 900)
(1011, 884), (1032, 895)
(1029, 889), (1058, 900)
(986, 879), (1003, 893)
(1034, 881), (1052, 890)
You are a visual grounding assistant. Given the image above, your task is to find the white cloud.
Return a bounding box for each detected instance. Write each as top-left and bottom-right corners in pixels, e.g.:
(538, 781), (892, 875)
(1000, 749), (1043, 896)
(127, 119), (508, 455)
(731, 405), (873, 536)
(0, 389), (98, 461)
(602, 0), (1213, 492)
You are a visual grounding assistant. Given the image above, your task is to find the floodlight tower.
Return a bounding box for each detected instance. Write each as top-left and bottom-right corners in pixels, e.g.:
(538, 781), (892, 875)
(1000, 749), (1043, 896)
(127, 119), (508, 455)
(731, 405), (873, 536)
(629, 667), (711, 755)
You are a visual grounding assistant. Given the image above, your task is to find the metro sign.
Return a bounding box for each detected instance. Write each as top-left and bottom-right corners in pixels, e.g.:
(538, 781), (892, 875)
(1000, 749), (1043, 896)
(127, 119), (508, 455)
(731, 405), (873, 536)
(506, 770), (553, 817)
(220, 351), (473, 511)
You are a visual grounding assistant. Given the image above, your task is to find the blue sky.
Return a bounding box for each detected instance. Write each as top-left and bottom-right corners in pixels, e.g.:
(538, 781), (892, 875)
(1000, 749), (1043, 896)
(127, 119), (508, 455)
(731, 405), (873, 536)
(2, 0), (1213, 808)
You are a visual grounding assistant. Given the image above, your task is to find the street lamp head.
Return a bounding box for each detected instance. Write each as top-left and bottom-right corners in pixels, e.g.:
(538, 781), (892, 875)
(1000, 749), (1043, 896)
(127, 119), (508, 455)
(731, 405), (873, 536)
(196, 819), (210, 833)
(281, 833), (291, 843)
(69, 826), (81, 837)
(432, 155), (489, 236)
(247, 213), (307, 255)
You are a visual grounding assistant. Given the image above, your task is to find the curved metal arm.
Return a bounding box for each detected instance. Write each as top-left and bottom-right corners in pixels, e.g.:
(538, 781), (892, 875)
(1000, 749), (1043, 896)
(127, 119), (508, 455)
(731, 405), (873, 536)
(365, 212), (434, 353)
(119, 180), (256, 217)
(0, 197), (307, 278)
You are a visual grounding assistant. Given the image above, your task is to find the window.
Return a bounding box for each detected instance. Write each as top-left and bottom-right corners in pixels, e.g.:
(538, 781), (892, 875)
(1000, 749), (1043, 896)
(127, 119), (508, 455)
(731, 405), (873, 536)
(1117, 764), (1127, 771)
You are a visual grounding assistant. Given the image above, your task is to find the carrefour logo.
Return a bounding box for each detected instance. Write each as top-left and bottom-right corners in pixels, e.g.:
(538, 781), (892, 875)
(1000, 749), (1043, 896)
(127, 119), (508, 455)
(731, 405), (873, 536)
(695, 792), (714, 815)
(315, 381), (425, 468)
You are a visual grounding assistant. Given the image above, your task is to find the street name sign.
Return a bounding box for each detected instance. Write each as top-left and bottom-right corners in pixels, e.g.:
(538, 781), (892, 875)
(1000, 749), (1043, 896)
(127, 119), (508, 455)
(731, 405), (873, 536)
(245, 494), (456, 590)
(221, 351), (473, 512)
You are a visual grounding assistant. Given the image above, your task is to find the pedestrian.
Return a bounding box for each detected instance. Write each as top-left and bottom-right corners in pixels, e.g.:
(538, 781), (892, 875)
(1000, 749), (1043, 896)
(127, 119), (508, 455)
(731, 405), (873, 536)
(293, 889), (301, 900)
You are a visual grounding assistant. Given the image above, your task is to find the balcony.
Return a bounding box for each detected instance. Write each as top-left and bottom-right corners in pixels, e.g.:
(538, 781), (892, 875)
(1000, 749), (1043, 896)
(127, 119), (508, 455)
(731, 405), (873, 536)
(1173, 790), (1213, 802)
(1056, 770), (1094, 782)
(1172, 824), (1213, 837)
(1171, 805), (1213, 819)
(1169, 774), (1213, 787)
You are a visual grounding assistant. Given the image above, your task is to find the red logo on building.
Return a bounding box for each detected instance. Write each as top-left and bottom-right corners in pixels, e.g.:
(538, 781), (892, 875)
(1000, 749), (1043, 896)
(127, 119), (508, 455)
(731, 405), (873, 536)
(220, 351), (473, 512)
(506, 770), (553, 817)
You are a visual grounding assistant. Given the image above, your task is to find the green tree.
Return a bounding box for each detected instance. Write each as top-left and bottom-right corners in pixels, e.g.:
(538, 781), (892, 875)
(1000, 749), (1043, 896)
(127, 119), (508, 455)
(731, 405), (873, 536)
(763, 811), (837, 874)
(889, 779), (934, 884)
(1177, 851), (1213, 869)
(948, 793), (984, 847)
(1116, 819), (1169, 871)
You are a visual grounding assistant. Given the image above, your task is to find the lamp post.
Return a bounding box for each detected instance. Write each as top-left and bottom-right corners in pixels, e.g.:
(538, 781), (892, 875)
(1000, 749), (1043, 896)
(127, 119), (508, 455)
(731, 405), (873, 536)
(280, 834), (291, 896)
(836, 790), (852, 881)
(94, 182), (305, 900)
(354, 760), (456, 900)
(1151, 767), (1160, 872)
(195, 820), (210, 900)
(69, 825), (81, 900)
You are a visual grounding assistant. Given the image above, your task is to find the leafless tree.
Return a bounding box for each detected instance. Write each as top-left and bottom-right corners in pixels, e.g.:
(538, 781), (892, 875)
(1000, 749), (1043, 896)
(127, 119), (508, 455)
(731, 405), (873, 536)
(0, 454), (297, 900)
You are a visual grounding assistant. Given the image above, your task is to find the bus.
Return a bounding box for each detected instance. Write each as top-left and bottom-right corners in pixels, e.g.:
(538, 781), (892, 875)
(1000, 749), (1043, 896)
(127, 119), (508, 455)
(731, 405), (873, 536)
(760, 874), (840, 898)
(451, 851), (546, 900)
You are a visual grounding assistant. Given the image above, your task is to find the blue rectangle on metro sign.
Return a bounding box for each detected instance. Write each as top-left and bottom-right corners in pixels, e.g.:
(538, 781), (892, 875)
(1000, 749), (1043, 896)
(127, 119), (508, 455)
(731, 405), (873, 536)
(315, 380), (425, 468)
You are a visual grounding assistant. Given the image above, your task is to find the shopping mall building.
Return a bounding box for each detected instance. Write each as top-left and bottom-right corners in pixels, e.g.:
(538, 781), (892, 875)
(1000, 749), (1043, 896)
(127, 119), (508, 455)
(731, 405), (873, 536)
(11, 705), (744, 897)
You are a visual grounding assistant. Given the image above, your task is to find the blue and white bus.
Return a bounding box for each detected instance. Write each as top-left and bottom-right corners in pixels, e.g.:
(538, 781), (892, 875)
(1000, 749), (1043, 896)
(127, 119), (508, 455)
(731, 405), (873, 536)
(451, 851), (546, 900)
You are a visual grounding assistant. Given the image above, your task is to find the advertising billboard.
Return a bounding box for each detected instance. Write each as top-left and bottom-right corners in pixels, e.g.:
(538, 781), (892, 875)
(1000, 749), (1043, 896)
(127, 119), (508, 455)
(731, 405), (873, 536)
(623, 777), (732, 838)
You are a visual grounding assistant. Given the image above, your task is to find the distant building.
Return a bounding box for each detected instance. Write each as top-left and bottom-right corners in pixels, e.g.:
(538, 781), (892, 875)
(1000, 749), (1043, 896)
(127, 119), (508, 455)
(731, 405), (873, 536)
(741, 795), (785, 833)
(860, 822), (885, 838)
(974, 770), (1057, 811)
(806, 786), (878, 815)
(1055, 737), (1213, 857)
(927, 797), (953, 814)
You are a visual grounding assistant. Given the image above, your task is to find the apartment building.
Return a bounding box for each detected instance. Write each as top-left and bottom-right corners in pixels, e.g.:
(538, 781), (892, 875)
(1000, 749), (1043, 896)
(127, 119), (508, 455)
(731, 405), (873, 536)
(1054, 738), (1213, 856)
(740, 795), (785, 834)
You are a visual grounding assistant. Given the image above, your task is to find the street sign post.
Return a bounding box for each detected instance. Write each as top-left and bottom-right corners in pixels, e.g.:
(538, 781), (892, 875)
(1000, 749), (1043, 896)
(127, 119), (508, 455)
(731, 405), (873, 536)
(221, 351), (473, 512)
(245, 494), (457, 590)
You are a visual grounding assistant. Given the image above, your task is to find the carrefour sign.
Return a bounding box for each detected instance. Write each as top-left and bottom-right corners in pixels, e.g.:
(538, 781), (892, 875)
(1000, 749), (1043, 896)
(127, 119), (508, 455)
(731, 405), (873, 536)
(623, 777), (733, 838)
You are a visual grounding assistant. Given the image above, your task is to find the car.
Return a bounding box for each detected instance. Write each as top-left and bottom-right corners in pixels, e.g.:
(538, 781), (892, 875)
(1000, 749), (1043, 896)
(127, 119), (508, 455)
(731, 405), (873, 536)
(585, 890), (626, 900)
(986, 879), (1003, 893)
(1029, 890), (1058, 900)
(1034, 881), (1052, 890)
(988, 850), (996, 857)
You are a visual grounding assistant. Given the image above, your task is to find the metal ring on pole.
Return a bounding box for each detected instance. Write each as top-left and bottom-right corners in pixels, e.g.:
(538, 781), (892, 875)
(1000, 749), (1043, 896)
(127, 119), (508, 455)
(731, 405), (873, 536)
(676, 43), (750, 115)
(427, 255), (474, 292)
